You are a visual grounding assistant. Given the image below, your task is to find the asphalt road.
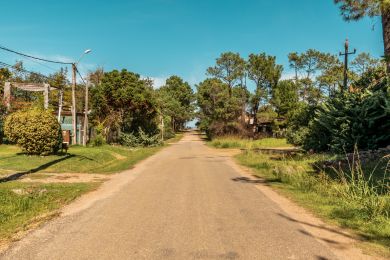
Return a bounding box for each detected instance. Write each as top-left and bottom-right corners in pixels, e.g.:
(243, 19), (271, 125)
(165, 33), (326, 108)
(2, 133), (338, 260)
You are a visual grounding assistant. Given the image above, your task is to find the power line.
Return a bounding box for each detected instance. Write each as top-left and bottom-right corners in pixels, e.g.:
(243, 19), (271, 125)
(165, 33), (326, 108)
(0, 61), (62, 90)
(0, 44), (73, 65)
(0, 61), (50, 80)
(22, 55), (59, 72)
(75, 66), (87, 85)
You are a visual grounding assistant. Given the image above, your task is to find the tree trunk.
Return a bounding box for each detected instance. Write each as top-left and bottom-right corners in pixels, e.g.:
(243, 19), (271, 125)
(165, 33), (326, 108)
(382, 6), (390, 73)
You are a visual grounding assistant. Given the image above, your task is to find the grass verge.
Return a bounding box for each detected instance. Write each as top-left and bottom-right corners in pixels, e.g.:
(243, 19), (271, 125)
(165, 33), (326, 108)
(0, 134), (183, 176)
(0, 181), (99, 245)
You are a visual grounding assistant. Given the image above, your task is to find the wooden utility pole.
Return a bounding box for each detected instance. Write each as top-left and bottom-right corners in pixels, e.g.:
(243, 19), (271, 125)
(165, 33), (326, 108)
(43, 84), (50, 109)
(71, 63), (77, 145)
(339, 39), (356, 92)
(83, 81), (89, 146)
(4, 82), (11, 112)
(161, 114), (164, 141)
(57, 89), (63, 122)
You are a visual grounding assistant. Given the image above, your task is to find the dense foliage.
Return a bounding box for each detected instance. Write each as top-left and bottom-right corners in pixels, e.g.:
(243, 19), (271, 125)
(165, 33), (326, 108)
(197, 48), (389, 153)
(90, 70), (195, 144)
(91, 69), (158, 141)
(156, 75), (195, 133)
(4, 109), (62, 155)
(304, 80), (390, 153)
(119, 128), (162, 147)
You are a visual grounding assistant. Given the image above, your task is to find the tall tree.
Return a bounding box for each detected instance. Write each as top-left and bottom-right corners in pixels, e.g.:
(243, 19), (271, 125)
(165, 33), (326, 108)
(271, 80), (300, 117)
(207, 52), (245, 97)
(334, 0), (390, 71)
(91, 69), (158, 141)
(247, 53), (283, 126)
(288, 50), (341, 102)
(351, 52), (382, 74)
(158, 76), (195, 131)
(196, 78), (242, 136)
(88, 67), (105, 86)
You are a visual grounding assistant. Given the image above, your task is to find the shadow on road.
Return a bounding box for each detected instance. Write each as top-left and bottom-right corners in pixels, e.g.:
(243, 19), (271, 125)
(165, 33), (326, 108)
(0, 154), (75, 183)
(277, 213), (357, 240)
(231, 176), (281, 185)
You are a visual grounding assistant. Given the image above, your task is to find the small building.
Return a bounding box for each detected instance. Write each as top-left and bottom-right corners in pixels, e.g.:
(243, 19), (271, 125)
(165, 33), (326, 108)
(58, 111), (85, 145)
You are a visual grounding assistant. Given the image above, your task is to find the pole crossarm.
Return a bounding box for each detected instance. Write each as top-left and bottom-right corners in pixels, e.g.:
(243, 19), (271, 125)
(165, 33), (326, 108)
(339, 39), (356, 92)
(10, 82), (55, 92)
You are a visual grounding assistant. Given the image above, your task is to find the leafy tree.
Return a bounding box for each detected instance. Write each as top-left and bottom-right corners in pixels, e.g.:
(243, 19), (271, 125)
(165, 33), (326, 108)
(91, 69), (158, 142)
(271, 80), (300, 117)
(247, 53), (283, 125)
(288, 50), (342, 102)
(196, 78), (243, 137)
(207, 52), (246, 97)
(158, 76), (195, 131)
(351, 52), (382, 74)
(88, 67), (105, 86)
(317, 63), (344, 97)
(334, 0), (390, 71)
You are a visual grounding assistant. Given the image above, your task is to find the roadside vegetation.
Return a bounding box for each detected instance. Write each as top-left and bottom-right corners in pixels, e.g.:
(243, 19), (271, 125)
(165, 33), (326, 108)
(210, 136), (390, 254)
(0, 181), (99, 246)
(209, 137), (292, 149)
(237, 150), (389, 252)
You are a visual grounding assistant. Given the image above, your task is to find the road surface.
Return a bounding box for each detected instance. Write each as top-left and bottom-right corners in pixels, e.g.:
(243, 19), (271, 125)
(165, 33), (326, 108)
(2, 133), (340, 260)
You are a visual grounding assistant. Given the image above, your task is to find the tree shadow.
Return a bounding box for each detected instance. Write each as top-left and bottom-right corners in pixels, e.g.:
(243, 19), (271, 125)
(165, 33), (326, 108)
(277, 213), (358, 240)
(0, 154), (75, 183)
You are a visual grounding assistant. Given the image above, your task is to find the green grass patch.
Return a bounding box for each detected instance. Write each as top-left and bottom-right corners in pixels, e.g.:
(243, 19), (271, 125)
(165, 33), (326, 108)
(235, 151), (390, 255)
(0, 145), (161, 175)
(0, 181), (98, 243)
(0, 133), (183, 176)
(209, 136), (293, 149)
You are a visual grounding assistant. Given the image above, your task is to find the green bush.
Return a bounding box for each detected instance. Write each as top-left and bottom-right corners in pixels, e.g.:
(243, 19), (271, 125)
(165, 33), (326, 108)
(90, 123), (106, 147)
(4, 109), (62, 155)
(119, 128), (162, 147)
(90, 135), (105, 147)
(119, 132), (138, 147)
(286, 127), (309, 146)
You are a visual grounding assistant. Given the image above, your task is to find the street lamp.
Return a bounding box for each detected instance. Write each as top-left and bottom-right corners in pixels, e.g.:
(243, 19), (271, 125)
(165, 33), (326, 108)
(71, 49), (92, 145)
(76, 49), (92, 65)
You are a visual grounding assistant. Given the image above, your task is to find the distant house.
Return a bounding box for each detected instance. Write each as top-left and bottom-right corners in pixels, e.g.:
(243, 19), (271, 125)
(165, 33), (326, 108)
(244, 112), (286, 138)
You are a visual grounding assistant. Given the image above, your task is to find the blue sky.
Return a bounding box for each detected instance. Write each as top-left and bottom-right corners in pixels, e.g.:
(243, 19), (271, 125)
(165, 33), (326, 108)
(0, 0), (384, 89)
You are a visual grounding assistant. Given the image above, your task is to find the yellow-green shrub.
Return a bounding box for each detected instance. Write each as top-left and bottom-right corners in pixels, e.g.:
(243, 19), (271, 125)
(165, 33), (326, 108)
(4, 109), (62, 155)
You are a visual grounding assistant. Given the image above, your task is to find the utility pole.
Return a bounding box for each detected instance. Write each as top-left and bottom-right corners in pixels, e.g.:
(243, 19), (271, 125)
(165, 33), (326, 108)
(71, 63), (77, 145)
(83, 81), (89, 146)
(57, 89), (63, 122)
(161, 114), (164, 142)
(339, 39), (356, 92)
